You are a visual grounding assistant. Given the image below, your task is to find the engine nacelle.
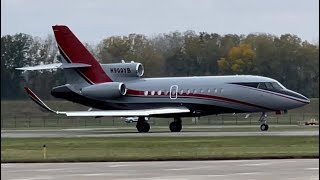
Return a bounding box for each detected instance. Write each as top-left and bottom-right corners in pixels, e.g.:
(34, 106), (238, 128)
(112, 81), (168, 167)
(102, 62), (144, 78)
(80, 82), (126, 99)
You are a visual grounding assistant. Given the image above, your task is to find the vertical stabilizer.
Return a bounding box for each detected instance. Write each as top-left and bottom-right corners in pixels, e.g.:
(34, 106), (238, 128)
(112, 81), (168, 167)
(52, 25), (112, 84)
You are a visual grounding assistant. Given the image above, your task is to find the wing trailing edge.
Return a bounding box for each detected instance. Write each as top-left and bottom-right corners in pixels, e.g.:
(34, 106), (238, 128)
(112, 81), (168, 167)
(24, 87), (190, 117)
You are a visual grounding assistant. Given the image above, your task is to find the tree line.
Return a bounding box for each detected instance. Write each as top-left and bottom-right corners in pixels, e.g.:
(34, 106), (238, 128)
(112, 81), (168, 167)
(1, 31), (319, 99)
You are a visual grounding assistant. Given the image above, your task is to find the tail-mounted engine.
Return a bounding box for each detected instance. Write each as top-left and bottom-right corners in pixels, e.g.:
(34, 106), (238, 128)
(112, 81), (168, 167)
(80, 82), (126, 99)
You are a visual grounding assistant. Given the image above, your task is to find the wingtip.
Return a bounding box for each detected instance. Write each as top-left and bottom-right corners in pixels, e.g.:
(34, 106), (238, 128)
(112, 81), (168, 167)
(23, 87), (56, 113)
(24, 87), (33, 96)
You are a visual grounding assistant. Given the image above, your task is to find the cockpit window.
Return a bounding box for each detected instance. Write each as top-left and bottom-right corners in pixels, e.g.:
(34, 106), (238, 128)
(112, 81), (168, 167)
(257, 83), (267, 89)
(265, 82), (273, 89)
(258, 82), (284, 90)
(231, 81), (285, 90)
(230, 82), (259, 88)
(271, 82), (283, 90)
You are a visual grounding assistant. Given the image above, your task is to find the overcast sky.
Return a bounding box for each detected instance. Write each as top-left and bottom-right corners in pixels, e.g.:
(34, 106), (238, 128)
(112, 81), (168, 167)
(1, 0), (319, 44)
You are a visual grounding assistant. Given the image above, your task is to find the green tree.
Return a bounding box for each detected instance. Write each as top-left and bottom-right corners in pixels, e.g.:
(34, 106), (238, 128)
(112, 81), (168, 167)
(1, 33), (34, 99)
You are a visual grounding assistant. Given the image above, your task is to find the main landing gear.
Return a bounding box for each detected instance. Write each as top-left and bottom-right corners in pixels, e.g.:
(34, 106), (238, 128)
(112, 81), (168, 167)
(136, 117), (183, 133)
(259, 112), (269, 131)
(136, 117), (150, 133)
(169, 117), (182, 132)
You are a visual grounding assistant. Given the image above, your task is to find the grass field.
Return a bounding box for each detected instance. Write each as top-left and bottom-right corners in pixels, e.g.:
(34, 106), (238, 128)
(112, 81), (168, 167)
(1, 136), (318, 163)
(1, 99), (319, 129)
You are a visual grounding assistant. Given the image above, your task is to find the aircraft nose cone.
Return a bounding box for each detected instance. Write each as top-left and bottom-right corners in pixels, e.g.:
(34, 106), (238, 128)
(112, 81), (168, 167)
(291, 90), (310, 103)
(300, 94), (310, 104)
(284, 89), (310, 104)
(298, 93), (310, 104)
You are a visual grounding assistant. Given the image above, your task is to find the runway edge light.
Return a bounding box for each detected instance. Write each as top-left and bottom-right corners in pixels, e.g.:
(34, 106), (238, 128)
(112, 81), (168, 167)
(43, 144), (47, 160)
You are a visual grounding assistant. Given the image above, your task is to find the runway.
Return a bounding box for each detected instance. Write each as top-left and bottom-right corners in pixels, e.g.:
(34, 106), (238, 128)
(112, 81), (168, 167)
(1, 128), (319, 138)
(1, 159), (318, 180)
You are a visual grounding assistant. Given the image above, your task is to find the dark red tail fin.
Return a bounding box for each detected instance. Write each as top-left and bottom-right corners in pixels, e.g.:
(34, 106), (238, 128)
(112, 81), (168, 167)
(52, 25), (112, 84)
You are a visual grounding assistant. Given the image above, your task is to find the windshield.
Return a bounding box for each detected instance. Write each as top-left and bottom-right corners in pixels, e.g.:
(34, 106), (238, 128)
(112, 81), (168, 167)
(258, 81), (285, 90)
(272, 82), (285, 89)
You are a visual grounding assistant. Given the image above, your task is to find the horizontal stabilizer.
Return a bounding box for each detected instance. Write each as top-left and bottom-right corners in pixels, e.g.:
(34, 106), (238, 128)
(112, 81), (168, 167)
(16, 63), (91, 71)
(24, 87), (190, 117)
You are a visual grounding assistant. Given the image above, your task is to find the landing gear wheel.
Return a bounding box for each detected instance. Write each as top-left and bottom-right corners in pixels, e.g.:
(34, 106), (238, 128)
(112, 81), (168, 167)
(260, 124), (269, 131)
(136, 122), (150, 132)
(136, 117), (150, 133)
(169, 122), (182, 132)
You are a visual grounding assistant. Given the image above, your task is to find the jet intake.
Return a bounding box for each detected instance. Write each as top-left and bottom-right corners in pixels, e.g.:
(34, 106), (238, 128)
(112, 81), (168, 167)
(80, 82), (127, 99)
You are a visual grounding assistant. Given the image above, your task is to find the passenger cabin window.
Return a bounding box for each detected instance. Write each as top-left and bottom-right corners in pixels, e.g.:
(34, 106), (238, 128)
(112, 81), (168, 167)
(144, 91), (148, 96)
(157, 90), (162, 95)
(151, 91), (155, 95)
(179, 90), (184, 95)
(186, 89), (190, 95)
(200, 89), (203, 93)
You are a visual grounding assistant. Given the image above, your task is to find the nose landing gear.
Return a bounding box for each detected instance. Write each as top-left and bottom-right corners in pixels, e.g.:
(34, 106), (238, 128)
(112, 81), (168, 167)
(259, 112), (269, 131)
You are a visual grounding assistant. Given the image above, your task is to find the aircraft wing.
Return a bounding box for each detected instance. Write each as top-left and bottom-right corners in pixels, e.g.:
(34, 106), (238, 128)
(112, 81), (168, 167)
(16, 63), (91, 71)
(62, 107), (189, 117)
(24, 87), (190, 117)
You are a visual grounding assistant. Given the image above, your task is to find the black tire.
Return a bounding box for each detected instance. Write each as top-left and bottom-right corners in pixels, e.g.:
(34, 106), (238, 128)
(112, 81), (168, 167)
(169, 122), (182, 132)
(136, 122), (150, 133)
(176, 123), (182, 132)
(169, 122), (176, 132)
(260, 124), (269, 131)
(143, 122), (150, 132)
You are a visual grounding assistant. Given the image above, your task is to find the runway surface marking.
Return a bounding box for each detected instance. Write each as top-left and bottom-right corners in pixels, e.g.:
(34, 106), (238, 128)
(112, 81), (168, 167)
(1, 129), (318, 138)
(2, 159), (318, 180)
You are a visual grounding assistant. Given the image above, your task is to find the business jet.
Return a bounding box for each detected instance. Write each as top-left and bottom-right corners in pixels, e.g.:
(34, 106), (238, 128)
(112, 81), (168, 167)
(16, 25), (310, 133)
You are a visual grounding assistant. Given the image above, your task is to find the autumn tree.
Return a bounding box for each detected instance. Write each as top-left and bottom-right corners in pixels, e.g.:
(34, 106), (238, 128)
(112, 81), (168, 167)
(217, 43), (256, 74)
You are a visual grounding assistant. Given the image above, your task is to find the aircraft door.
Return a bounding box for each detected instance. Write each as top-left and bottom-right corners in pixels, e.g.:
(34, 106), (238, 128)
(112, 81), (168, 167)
(170, 85), (178, 99)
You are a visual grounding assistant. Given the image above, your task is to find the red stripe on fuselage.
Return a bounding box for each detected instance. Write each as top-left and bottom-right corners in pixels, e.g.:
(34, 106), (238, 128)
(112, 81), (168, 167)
(126, 89), (275, 111)
(53, 25), (112, 83)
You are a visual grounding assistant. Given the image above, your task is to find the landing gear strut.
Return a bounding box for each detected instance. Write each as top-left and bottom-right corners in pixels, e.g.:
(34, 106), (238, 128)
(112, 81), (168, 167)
(169, 117), (182, 132)
(136, 117), (150, 133)
(259, 112), (269, 131)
